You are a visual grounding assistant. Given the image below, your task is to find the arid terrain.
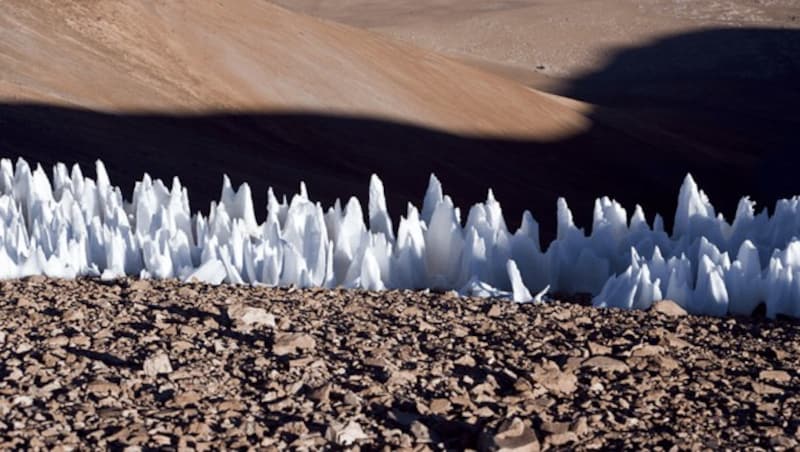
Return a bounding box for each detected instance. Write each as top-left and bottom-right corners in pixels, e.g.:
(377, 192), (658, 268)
(1, 277), (798, 450)
(274, 0), (800, 220)
(1, 1), (800, 449)
(1, 1), (798, 235)
(271, 0), (800, 89)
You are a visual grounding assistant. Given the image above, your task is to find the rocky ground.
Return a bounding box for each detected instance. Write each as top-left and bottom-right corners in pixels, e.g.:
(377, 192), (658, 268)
(0, 277), (799, 450)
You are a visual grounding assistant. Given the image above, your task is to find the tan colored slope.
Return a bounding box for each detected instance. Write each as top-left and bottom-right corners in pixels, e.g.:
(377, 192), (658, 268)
(0, 0), (591, 139)
(270, 0), (800, 90)
(0, 0), (781, 240)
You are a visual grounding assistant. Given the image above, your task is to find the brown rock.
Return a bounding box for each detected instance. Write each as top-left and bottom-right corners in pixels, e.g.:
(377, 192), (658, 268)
(759, 370), (791, 383)
(541, 421), (570, 434)
(571, 417), (589, 437)
(173, 391), (202, 407)
(325, 420), (368, 446)
(46, 336), (69, 347)
(581, 356), (629, 373)
(484, 418), (539, 452)
(630, 344), (665, 357)
(429, 398), (452, 414)
(143, 353), (173, 376)
(531, 361), (577, 394)
(651, 300), (687, 317)
(660, 333), (692, 349)
(128, 280), (151, 291)
(64, 309), (85, 321)
(547, 431), (578, 446)
(309, 383), (331, 404)
(587, 341), (611, 356)
(87, 380), (120, 397)
(654, 355), (680, 371)
(487, 304), (503, 318)
(455, 354), (477, 367)
(177, 287), (197, 298)
(410, 421), (432, 443)
(387, 370), (417, 386)
(751, 382), (782, 395)
(273, 333), (316, 356)
(227, 304), (276, 329)
(69, 335), (91, 347)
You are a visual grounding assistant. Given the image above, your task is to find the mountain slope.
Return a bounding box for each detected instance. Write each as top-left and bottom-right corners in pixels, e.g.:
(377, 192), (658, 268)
(0, 0), (589, 138)
(0, 0), (769, 236)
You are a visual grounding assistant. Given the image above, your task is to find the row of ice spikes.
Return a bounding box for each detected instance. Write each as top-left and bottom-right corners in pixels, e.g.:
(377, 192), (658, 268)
(1, 158), (800, 318)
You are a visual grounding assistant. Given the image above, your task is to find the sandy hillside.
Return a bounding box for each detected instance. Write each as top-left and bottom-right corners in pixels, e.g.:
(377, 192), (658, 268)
(270, 0), (800, 90)
(267, 0), (800, 151)
(0, 0), (792, 236)
(0, 0), (588, 138)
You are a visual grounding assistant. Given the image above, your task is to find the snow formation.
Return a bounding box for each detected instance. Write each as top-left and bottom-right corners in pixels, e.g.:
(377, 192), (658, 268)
(2, 158), (800, 318)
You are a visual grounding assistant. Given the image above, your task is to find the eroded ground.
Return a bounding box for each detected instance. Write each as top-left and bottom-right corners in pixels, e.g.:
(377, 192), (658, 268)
(0, 277), (798, 450)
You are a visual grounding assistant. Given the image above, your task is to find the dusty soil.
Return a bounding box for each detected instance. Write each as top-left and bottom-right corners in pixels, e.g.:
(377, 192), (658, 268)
(271, 1), (800, 204)
(2, 1), (798, 238)
(0, 0), (588, 138)
(270, 0), (800, 89)
(1, 277), (798, 450)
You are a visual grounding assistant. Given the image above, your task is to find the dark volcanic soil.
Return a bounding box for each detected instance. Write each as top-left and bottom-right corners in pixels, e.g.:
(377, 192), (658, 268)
(0, 278), (799, 450)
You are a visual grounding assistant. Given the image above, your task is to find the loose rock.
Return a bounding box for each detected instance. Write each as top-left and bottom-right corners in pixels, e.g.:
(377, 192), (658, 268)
(484, 418), (539, 452)
(273, 332), (316, 356)
(227, 305), (276, 329)
(0, 277), (797, 450)
(143, 352), (173, 376)
(652, 300), (687, 317)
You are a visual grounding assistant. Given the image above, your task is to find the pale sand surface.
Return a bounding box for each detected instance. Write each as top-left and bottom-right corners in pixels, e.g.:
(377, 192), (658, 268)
(0, 0), (589, 139)
(269, 0), (800, 90)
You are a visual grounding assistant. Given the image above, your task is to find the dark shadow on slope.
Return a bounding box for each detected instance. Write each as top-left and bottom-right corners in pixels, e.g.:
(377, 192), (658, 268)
(0, 29), (798, 241)
(0, 104), (747, 240)
(564, 27), (800, 204)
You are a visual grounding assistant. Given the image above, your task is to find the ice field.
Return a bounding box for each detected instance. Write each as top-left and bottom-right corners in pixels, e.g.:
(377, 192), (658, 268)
(1, 158), (799, 318)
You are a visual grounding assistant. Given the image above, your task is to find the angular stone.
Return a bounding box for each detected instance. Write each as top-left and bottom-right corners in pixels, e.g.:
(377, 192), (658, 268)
(143, 353), (173, 376)
(309, 384), (331, 404)
(487, 304), (503, 318)
(541, 421), (570, 434)
(173, 391), (202, 407)
(587, 342), (611, 356)
(228, 305), (276, 329)
(273, 333), (316, 356)
(581, 356), (629, 374)
(325, 420), (368, 446)
(484, 418), (539, 452)
(531, 361), (577, 394)
(630, 344), (665, 357)
(751, 382), (782, 395)
(548, 431), (578, 446)
(429, 398), (451, 415)
(45, 336), (69, 347)
(87, 380), (120, 397)
(571, 417), (589, 437)
(128, 280), (151, 291)
(455, 354), (477, 367)
(651, 300), (687, 317)
(410, 421), (432, 443)
(759, 370), (791, 383)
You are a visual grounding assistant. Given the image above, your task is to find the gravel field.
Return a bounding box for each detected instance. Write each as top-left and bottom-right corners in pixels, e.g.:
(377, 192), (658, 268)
(1, 277), (799, 450)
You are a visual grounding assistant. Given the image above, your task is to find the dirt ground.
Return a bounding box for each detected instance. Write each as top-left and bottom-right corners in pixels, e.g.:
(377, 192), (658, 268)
(1, 277), (798, 450)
